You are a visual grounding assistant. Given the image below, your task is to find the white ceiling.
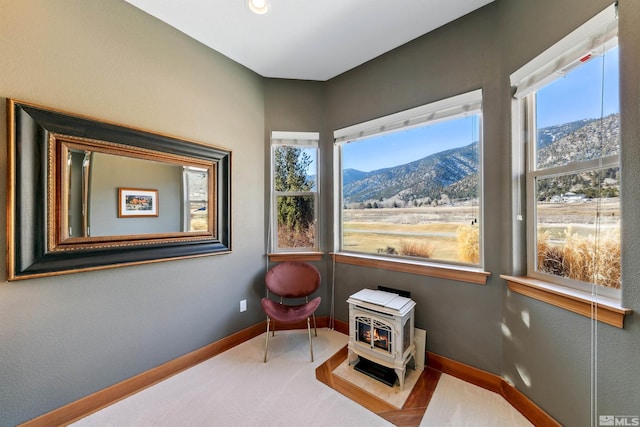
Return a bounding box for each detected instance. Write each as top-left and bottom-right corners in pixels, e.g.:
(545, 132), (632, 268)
(125, 0), (494, 81)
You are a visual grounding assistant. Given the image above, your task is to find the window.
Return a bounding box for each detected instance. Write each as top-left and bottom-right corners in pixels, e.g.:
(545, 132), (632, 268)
(511, 4), (620, 298)
(184, 167), (208, 232)
(334, 90), (483, 267)
(270, 131), (319, 252)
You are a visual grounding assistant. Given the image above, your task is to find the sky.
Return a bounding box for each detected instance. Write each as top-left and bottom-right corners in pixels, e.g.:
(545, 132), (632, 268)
(343, 115), (479, 172)
(536, 46), (619, 128)
(342, 46), (619, 172)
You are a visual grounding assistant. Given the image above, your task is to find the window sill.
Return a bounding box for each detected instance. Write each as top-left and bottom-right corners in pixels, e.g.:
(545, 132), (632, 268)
(332, 252), (490, 285)
(501, 275), (632, 329)
(268, 252), (324, 262)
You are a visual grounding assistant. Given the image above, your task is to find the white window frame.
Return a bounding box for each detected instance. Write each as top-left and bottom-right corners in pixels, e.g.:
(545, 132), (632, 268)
(270, 131), (320, 253)
(510, 3), (620, 300)
(182, 166), (209, 232)
(333, 89), (484, 268)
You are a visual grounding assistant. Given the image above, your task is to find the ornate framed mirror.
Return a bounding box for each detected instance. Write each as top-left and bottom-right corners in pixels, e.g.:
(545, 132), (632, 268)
(7, 99), (231, 280)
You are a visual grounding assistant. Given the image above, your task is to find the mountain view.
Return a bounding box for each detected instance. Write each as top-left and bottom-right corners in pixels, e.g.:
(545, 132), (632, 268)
(343, 114), (620, 206)
(537, 113), (619, 168)
(343, 142), (478, 206)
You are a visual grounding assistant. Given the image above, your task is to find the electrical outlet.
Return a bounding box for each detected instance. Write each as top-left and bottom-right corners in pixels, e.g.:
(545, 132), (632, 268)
(240, 299), (247, 312)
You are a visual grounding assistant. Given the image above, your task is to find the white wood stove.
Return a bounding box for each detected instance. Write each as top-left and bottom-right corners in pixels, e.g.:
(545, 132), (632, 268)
(347, 289), (416, 390)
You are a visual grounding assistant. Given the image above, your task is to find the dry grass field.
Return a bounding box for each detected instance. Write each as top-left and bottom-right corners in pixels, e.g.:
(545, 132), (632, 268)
(342, 200), (620, 273)
(189, 201), (209, 231)
(536, 200), (620, 288)
(536, 200), (619, 240)
(343, 206), (478, 262)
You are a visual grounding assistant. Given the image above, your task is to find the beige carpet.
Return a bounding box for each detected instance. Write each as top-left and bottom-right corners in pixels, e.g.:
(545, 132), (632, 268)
(332, 358), (423, 408)
(419, 374), (534, 427)
(72, 329), (395, 427)
(72, 329), (534, 427)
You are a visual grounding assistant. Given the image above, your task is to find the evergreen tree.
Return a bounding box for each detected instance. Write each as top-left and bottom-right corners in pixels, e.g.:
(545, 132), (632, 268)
(274, 146), (314, 242)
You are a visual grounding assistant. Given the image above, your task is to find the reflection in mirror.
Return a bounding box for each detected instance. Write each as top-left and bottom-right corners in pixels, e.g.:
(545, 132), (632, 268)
(184, 167), (209, 232)
(54, 136), (215, 249)
(64, 147), (210, 238)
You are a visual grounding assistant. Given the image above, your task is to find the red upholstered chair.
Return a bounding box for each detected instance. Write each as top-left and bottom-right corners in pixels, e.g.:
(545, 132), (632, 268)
(261, 261), (322, 362)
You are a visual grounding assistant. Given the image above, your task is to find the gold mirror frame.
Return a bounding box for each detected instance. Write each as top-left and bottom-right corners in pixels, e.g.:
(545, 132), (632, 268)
(7, 99), (232, 280)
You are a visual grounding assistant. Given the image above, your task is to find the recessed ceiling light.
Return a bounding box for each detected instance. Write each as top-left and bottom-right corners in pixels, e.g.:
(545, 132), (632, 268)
(247, 0), (270, 15)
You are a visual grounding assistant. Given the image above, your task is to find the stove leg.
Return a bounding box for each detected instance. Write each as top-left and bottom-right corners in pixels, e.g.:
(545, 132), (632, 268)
(395, 367), (406, 391)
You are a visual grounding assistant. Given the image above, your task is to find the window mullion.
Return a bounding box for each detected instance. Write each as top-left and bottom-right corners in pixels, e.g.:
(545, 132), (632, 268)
(274, 191), (316, 197)
(530, 155), (620, 178)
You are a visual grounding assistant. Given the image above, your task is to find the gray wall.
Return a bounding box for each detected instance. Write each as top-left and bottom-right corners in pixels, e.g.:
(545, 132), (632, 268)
(1, 0), (639, 426)
(89, 154), (182, 236)
(0, 1), (267, 426)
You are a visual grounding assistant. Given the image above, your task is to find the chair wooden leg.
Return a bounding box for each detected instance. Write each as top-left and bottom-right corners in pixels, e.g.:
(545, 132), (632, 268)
(307, 317), (314, 362)
(264, 317), (271, 363)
